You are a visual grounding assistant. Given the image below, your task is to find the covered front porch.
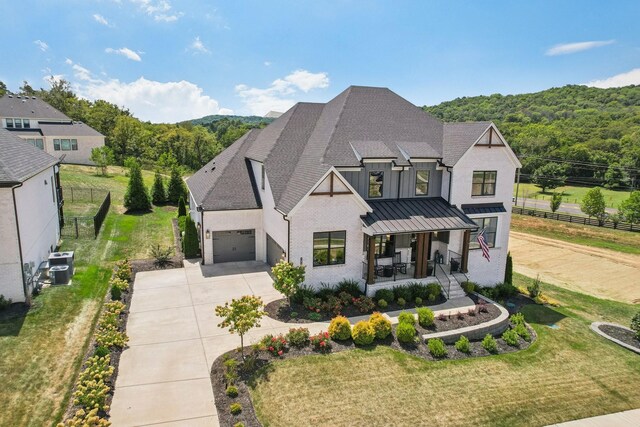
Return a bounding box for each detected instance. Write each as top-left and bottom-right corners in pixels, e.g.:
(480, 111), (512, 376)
(361, 198), (478, 295)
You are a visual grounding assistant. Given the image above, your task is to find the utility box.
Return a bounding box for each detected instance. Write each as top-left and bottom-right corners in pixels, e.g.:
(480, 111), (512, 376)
(50, 265), (71, 285)
(49, 251), (75, 275)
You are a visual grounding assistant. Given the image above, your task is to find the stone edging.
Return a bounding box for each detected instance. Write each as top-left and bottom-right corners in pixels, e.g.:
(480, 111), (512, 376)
(591, 322), (640, 355)
(421, 293), (510, 344)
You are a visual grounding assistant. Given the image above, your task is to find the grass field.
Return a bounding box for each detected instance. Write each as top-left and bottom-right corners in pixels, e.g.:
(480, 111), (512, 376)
(514, 182), (631, 208)
(511, 214), (640, 255)
(250, 273), (640, 427)
(0, 165), (175, 426)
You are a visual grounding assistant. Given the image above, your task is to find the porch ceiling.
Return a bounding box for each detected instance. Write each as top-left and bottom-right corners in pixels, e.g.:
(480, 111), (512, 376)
(362, 197), (478, 235)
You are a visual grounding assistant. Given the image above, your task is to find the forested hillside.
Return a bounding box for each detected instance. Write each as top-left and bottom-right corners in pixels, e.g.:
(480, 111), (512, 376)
(190, 114), (275, 126)
(424, 85), (640, 189)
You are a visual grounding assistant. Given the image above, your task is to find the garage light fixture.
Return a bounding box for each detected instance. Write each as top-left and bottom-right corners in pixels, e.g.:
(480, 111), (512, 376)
(205, 229), (211, 239)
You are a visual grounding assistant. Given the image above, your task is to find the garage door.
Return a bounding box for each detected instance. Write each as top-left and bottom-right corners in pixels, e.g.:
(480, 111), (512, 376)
(212, 230), (256, 263)
(266, 233), (285, 267)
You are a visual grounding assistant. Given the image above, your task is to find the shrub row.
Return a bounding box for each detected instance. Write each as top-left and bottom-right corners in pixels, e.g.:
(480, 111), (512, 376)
(374, 283), (441, 306)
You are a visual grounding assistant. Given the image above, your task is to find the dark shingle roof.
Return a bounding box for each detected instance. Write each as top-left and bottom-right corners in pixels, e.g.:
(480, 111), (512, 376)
(0, 95), (70, 121)
(461, 202), (506, 215)
(39, 122), (104, 137)
(0, 129), (59, 184)
(188, 86), (496, 214)
(442, 122), (492, 166)
(186, 129), (261, 210)
(362, 198), (478, 234)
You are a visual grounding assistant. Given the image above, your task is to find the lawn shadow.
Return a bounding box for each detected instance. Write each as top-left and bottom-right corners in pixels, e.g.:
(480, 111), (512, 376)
(521, 303), (567, 327)
(0, 303), (30, 336)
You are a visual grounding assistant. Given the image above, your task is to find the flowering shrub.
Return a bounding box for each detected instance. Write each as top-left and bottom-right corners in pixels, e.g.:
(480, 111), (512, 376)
(95, 323), (128, 349)
(352, 296), (375, 313)
(328, 316), (352, 340)
(271, 260), (305, 303)
(104, 301), (125, 314)
(286, 327), (310, 348)
(110, 277), (129, 293)
(310, 331), (332, 352)
(321, 295), (343, 316)
(265, 334), (287, 357)
(337, 291), (353, 306)
(352, 320), (375, 346)
(57, 408), (110, 427)
(303, 295), (322, 313)
(369, 312), (392, 339)
(114, 259), (132, 282)
(73, 355), (114, 411)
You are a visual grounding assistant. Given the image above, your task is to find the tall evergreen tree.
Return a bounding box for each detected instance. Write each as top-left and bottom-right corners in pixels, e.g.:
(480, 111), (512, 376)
(177, 196), (187, 217)
(182, 216), (200, 258)
(167, 167), (187, 204)
(124, 161), (151, 212)
(151, 172), (166, 205)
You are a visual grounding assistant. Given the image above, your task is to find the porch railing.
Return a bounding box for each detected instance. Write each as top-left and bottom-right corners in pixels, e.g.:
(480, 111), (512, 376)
(434, 263), (450, 299)
(448, 250), (462, 275)
(362, 261), (416, 284)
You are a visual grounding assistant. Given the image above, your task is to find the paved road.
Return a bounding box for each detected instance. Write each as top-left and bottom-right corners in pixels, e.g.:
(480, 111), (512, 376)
(547, 408), (640, 426)
(514, 198), (618, 215)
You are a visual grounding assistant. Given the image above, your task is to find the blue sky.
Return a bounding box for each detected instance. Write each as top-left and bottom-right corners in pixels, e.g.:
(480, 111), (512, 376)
(1, 0), (638, 123)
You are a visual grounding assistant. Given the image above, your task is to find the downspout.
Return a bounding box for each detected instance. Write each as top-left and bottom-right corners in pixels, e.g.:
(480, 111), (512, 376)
(197, 205), (204, 264)
(10, 182), (29, 305)
(447, 166), (453, 203)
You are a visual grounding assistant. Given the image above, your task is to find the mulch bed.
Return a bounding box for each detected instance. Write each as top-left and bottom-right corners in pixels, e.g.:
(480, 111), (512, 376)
(417, 303), (501, 334)
(211, 317), (536, 426)
(265, 294), (447, 324)
(598, 324), (640, 351)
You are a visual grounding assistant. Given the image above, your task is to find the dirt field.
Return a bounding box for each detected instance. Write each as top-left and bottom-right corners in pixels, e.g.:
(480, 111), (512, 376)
(509, 231), (640, 304)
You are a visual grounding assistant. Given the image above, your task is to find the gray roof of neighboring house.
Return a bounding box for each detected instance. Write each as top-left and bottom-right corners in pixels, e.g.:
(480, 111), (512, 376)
(0, 128), (58, 185)
(186, 129), (262, 211)
(0, 95), (70, 121)
(188, 86), (496, 214)
(442, 122), (492, 166)
(39, 122), (104, 137)
(362, 198), (478, 234)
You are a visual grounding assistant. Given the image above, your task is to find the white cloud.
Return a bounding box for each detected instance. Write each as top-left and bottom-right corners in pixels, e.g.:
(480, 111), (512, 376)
(130, 0), (183, 22)
(585, 68), (640, 88)
(93, 14), (110, 26)
(105, 47), (142, 61)
(235, 69), (329, 115)
(189, 36), (210, 54)
(264, 61), (272, 67)
(64, 59), (231, 122)
(545, 40), (614, 56)
(34, 40), (49, 52)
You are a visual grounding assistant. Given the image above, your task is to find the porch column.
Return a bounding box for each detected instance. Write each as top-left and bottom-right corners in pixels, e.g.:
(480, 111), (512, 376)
(461, 230), (471, 273)
(367, 235), (376, 285)
(414, 233), (424, 279)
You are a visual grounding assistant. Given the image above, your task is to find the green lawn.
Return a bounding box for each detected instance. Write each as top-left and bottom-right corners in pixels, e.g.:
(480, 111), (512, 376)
(250, 274), (640, 427)
(0, 165), (175, 426)
(514, 182), (631, 208)
(511, 214), (640, 255)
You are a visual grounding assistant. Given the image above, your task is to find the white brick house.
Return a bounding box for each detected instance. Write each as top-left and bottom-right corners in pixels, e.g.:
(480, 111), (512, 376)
(187, 86), (520, 294)
(0, 129), (63, 303)
(0, 94), (105, 165)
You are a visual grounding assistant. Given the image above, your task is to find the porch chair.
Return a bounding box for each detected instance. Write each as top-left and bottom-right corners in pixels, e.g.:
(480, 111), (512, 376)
(393, 251), (407, 275)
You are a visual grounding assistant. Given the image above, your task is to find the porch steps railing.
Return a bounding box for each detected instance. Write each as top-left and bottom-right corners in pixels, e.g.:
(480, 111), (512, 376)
(434, 263), (451, 299)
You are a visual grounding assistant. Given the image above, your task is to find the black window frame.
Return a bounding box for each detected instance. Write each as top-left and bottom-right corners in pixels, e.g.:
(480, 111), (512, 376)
(71, 139), (78, 151)
(53, 139), (61, 151)
(415, 169), (430, 196)
(23, 119), (30, 129)
(368, 171), (384, 198)
(472, 170), (497, 196)
(313, 231), (346, 267)
(14, 118), (22, 128)
(469, 217), (498, 249)
(6, 118), (13, 128)
(374, 234), (395, 258)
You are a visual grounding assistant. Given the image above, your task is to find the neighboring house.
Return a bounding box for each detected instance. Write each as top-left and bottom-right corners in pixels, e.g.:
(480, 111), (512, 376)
(0, 94), (105, 165)
(187, 86), (521, 294)
(0, 129), (63, 303)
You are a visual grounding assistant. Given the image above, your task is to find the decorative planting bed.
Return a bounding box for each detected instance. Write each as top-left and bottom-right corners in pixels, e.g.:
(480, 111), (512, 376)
(591, 322), (640, 355)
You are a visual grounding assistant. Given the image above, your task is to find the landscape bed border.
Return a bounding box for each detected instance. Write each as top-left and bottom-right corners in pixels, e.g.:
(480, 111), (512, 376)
(591, 322), (640, 355)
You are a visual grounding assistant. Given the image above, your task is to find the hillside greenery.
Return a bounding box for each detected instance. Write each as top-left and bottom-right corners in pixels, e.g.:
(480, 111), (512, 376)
(425, 85), (640, 189)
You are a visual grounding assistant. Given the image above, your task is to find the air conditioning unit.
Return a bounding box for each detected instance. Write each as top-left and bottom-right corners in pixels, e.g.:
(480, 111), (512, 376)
(48, 251), (75, 275)
(50, 265), (71, 285)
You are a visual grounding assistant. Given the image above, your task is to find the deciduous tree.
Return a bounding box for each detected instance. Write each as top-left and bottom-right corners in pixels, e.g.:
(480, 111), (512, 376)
(619, 191), (640, 224)
(90, 146), (114, 176)
(532, 163), (566, 193)
(581, 187), (606, 225)
(271, 259), (306, 305)
(215, 296), (266, 359)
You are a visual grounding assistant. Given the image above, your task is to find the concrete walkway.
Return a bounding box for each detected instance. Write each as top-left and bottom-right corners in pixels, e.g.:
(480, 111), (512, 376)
(109, 261), (475, 426)
(548, 408), (640, 426)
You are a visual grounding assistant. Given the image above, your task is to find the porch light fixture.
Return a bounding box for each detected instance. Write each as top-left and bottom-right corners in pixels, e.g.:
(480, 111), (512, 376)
(205, 229), (211, 239)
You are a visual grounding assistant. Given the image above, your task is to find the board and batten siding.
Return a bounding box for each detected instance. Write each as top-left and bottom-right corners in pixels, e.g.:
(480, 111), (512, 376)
(339, 162), (442, 200)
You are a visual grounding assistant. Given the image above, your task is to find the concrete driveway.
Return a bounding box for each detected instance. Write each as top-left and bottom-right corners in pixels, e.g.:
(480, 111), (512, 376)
(109, 260), (320, 426)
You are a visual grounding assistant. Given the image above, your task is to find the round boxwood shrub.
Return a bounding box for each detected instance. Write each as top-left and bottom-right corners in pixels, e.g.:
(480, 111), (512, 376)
(397, 297), (406, 307)
(377, 299), (388, 309)
(462, 281), (476, 294)
(226, 385), (239, 397)
(455, 335), (470, 353)
(427, 338), (447, 358)
(397, 311), (415, 326)
(328, 315), (351, 340)
(502, 328), (520, 347)
(352, 321), (375, 346)
(230, 403), (242, 415)
(396, 322), (416, 343)
(482, 334), (498, 353)
(414, 297), (423, 306)
(416, 307), (435, 327)
(369, 312), (392, 340)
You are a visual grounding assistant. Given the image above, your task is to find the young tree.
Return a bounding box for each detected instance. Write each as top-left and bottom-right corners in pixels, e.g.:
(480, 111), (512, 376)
(182, 216), (200, 258)
(581, 187), (606, 225)
(504, 252), (513, 285)
(124, 160), (152, 212)
(177, 196), (187, 217)
(151, 172), (166, 205)
(532, 163), (566, 193)
(166, 167), (187, 204)
(90, 146), (114, 176)
(215, 296), (266, 359)
(619, 190), (640, 224)
(271, 259), (306, 305)
(550, 192), (563, 213)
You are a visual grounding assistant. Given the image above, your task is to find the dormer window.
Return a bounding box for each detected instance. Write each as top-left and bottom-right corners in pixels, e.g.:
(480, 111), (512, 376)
(23, 119), (30, 129)
(415, 170), (430, 196)
(6, 118), (13, 128)
(368, 171), (383, 198)
(14, 119), (22, 128)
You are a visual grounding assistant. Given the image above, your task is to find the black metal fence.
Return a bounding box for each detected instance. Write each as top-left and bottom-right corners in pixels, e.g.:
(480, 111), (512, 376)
(512, 206), (639, 233)
(61, 190), (111, 239)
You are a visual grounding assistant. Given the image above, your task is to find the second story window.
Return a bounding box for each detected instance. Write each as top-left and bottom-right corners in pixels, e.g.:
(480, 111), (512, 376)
(415, 170), (430, 196)
(14, 119), (22, 128)
(472, 171), (497, 196)
(23, 119), (30, 128)
(6, 118), (14, 128)
(369, 171), (384, 198)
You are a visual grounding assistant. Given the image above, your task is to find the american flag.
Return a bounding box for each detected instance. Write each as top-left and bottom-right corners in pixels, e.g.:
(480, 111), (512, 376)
(477, 229), (491, 262)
